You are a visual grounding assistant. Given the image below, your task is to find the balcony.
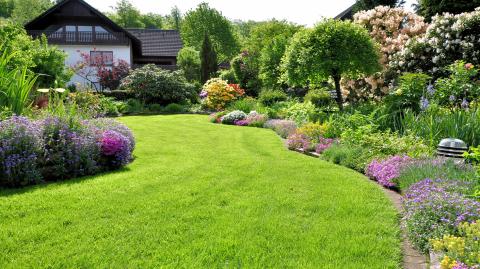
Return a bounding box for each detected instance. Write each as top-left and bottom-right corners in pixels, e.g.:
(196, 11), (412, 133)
(27, 30), (131, 46)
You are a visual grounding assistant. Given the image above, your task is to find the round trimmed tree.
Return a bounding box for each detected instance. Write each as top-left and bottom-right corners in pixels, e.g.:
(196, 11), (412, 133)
(282, 19), (381, 110)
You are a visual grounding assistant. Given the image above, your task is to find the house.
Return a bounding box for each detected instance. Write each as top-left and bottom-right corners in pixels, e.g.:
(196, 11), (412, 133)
(24, 0), (182, 89)
(334, 5), (355, 20)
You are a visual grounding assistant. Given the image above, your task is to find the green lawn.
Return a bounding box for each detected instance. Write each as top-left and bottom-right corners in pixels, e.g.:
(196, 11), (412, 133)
(0, 115), (401, 268)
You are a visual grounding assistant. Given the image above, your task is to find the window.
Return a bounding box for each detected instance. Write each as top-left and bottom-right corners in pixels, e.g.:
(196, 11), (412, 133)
(90, 51), (113, 66)
(66, 25), (76, 42)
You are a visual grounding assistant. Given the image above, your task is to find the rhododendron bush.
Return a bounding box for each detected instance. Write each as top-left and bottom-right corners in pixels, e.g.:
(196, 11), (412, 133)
(343, 6), (427, 102)
(200, 78), (245, 110)
(390, 8), (480, 78)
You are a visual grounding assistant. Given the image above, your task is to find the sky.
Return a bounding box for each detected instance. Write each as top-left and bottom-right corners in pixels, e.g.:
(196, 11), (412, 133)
(85, 0), (418, 26)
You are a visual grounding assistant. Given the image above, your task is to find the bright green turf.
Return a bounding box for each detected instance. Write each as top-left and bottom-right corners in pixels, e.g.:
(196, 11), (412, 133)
(0, 115), (401, 268)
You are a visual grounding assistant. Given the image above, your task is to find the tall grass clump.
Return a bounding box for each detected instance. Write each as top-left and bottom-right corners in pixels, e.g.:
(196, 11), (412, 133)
(401, 107), (480, 148)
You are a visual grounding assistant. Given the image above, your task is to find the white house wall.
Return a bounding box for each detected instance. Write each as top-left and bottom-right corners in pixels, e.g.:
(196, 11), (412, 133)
(58, 44), (132, 89)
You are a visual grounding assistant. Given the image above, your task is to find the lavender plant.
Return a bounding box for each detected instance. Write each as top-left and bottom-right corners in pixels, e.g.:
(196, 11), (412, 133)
(0, 116), (43, 186)
(264, 119), (297, 138)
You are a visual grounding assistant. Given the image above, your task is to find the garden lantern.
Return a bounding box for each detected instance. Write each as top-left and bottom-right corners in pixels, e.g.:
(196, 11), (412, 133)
(436, 138), (468, 159)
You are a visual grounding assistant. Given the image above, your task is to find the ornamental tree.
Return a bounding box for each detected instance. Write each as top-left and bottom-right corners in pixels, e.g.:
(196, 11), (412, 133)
(71, 51), (130, 91)
(282, 19), (381, 110)
(200, 34), (218, 83)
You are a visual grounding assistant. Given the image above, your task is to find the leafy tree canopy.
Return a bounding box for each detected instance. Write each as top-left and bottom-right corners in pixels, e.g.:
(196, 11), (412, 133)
(109, 0), (144, 28)
(416, 0), (480, 21)
(282, 19), (381, 109)
(181, 2), (239, 62)
(178, 46), (200, 82)
(4, 0), (53, 25)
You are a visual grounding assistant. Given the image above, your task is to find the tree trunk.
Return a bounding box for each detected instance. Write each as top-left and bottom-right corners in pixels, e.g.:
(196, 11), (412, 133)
(333, 72), (343, 111)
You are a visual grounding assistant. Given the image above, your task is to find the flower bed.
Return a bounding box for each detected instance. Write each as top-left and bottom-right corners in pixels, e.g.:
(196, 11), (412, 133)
(0, 116), (135, 187)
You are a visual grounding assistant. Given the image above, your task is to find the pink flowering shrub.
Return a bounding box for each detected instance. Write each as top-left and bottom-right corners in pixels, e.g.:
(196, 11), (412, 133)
(365, 155), (412, 188)
(343, 6), (427, 102)
(286, 133), (310, 151)
(315, 138), (338, 154)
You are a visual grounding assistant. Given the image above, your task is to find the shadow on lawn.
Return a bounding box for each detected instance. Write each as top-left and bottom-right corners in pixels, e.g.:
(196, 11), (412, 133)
(0, 166), (132, 198)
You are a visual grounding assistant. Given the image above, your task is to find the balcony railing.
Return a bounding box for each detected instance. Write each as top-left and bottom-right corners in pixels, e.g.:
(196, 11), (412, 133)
(27, 30), (130, 45)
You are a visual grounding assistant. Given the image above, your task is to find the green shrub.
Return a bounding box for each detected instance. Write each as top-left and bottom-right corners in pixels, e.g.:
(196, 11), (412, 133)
(227, 97), (257, 113)
(296, 122), (327, 143)
(218, 68), (238, 83)
(323, 112), (374, 138)
(258, 89), (288, 106)
(148, 104), (163, 112)
(285, 101), (316, 125)
(99, 97), (120, 117)
(120, 64), (197, 105)
(304, 88), (333, 108)
(125, 99), (145, 114)
(164, 103), (185, 114)
(321, 144), (369, 171)
(103, 90), (136, 101)
(341, 125), (431, 158)
(433, 61), (480, 108)
(177, 46), (200, 82)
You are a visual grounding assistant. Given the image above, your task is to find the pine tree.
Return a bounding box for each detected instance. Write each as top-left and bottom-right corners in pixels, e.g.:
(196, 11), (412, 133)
(200, 34), (217, 83)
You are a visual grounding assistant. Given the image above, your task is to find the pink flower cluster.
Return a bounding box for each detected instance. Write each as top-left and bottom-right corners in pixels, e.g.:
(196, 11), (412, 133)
(366, 155), (412, 188)
(286, 133), (310, 151)
(315, 138), (337, 154)
(343, 6), (427, 101)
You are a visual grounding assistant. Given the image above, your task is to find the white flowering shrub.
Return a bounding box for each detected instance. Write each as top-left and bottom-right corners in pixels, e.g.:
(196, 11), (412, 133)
(390, 8), (480, 77)
(221, 110), (247, 125)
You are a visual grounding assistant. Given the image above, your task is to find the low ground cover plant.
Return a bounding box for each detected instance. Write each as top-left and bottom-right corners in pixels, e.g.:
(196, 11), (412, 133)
(403, 179), (480, 253)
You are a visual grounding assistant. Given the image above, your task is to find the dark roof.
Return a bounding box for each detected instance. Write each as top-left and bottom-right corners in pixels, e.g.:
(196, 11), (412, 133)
(127, 29), (183, 57)
(334, 4), (355, 20)
(24, 0), (140, 46)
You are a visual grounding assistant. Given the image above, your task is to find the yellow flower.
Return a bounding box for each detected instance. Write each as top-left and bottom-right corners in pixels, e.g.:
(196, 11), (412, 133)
(37, 88), (50, 93)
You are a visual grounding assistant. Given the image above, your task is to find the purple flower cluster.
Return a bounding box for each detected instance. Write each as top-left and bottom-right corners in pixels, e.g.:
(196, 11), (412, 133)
(100, 130), (133, 167)
(286, 133), (310, 150)
(403, 178), (480, 253)
(233, 113), (268, 127)
(199, 90), (208, 99)
(41, 116), (100, 180)
(0, 116), (43, 186)
(264, 119), (297, 139)
(0, 116), (135, 187)
(452, 262), (479, 269)
(366, 155), (412, 188)
(234, 119), (250, 126)
(315, 138), (337, 154)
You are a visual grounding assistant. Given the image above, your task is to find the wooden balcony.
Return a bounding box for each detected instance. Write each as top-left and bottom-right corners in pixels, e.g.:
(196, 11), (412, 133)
(27, 30), (131, 45)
